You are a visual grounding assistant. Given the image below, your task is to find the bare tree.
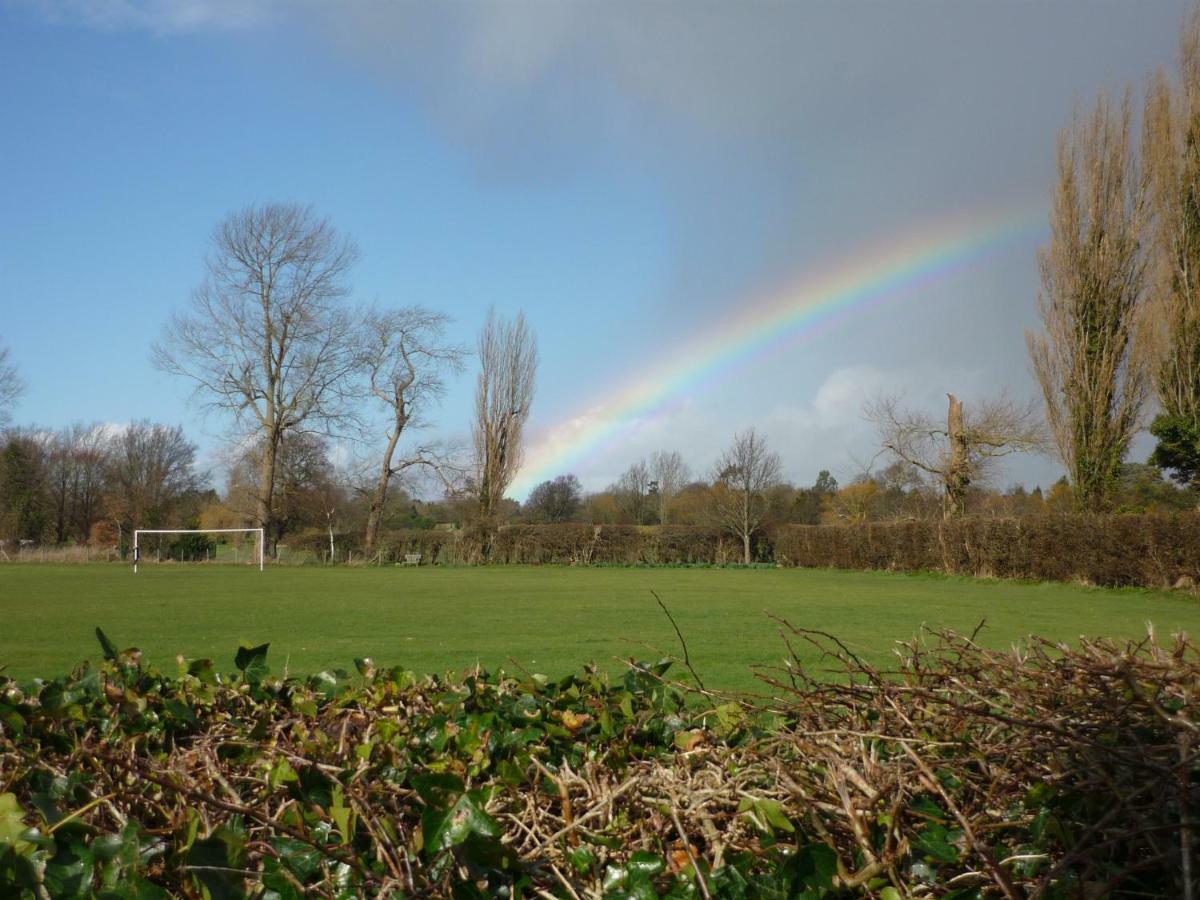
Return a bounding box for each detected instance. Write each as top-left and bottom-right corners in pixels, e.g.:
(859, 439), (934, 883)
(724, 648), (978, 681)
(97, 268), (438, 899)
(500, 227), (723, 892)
(153, 202), (359, 540)
(1143, 8), (1200, 424)
(46, 423), (110, 543)
(225, 430), (336, 547)
(106, 421), (201, 532)
(1140, 10), (1200, 497)
(710, 428), (782, 564)
(0, 342), (24, 428)
(474, 309), (537, 520)
(649, 450), (690, 525)
(866, 392), (1044, 518)
(613, 458), (653, 524)
(356, 306), (466, 556)
(1027, 92), (1148, 511)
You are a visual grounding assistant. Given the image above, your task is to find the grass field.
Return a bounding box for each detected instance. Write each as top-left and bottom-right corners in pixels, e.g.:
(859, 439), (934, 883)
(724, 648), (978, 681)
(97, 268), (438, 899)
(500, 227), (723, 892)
(2, 563), (1199, 690)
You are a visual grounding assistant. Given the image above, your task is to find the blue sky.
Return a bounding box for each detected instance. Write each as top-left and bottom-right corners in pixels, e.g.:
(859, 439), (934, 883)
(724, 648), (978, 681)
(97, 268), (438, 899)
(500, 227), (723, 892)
(0, 1), (1192, 495)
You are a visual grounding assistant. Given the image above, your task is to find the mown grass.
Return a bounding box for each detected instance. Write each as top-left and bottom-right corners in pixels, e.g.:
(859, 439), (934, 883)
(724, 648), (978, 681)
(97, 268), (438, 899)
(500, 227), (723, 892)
(1, 563), (1198, 690)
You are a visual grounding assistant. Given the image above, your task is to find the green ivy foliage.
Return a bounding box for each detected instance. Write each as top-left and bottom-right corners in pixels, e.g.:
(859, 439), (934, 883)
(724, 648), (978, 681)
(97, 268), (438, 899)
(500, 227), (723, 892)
(0, 626), (1195, 897)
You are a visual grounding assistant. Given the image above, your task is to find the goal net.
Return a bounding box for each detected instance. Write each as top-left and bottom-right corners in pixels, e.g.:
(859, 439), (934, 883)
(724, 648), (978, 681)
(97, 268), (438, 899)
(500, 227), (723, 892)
(136, 532), (267, 573)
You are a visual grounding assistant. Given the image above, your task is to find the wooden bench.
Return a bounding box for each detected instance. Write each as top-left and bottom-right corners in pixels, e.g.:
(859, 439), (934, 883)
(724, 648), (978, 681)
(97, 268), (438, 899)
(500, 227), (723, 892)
(400, 553), (422, 566)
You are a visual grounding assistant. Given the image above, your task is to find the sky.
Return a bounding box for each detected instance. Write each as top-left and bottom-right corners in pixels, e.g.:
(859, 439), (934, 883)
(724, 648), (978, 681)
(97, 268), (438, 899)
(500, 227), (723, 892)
(0, 0), (1192, 498)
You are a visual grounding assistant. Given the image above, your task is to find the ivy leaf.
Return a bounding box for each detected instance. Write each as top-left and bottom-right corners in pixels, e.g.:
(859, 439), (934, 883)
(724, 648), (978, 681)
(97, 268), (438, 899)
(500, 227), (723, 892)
(234, 643), (270, 684)
(421, 790), (500, 854)
(912, 824), (961, 864)
(271, 837), (322, 881)
(43, 838), (94, 898)
(776, 842), (837, 895)
(353, 657), (376, 680)
(330, 785), (353, 845)
(95, 627), (118, 662)
(0, 794), (34, 855)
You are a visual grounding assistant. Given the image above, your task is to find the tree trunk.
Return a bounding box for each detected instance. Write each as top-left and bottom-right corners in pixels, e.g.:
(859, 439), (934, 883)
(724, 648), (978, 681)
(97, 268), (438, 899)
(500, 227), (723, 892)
(363, 428), (402, 557)
(257, 435), (279, 548)
(945, 393), (969, 519)
(741, 487), (753, 564)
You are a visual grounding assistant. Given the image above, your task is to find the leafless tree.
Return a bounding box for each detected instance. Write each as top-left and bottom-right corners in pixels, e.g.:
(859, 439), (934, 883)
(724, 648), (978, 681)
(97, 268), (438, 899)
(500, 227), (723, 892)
(865, 392), (1045, 518)
(225, 430), (338, 546)
(1026, 91), (1148, 511)
(46, 423), (110, 543)
(474, 308), (537, 520)
(356, 306), (466, 556)
(153, 202), (359, 539)
(0, 342), (24, 428)
(1143, 8), (1200, 423)
(613, 458), (653, 524)
(106, 421), (201, 532)
(648, 450), (690, 525)
(710, 428), (782, 564)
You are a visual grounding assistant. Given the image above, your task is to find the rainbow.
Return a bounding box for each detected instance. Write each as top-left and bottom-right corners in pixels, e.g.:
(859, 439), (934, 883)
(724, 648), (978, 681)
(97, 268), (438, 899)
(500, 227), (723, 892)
(512, 201), (1047, 496)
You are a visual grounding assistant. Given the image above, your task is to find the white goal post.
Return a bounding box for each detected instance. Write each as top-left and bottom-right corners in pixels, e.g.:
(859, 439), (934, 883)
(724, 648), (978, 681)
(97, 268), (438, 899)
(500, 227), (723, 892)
(133, 528), (264, 573)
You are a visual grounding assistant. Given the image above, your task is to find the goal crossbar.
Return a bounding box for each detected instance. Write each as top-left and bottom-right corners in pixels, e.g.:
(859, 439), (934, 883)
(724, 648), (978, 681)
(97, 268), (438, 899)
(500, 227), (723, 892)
(133, 528), (264, 573)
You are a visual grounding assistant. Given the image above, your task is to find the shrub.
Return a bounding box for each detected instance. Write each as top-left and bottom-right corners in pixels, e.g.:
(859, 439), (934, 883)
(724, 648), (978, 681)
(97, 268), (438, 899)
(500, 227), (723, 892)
(165, 531), (215, 561)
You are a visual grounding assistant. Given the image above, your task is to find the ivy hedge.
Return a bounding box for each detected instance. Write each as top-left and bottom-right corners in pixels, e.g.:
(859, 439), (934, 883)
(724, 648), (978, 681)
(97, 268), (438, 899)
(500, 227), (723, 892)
(1, 622), (1196, 897)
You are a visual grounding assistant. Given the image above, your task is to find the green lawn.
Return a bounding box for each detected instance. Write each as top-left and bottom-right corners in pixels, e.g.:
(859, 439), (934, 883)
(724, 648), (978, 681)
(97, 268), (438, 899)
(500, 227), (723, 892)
(1, 564), (1198, 690)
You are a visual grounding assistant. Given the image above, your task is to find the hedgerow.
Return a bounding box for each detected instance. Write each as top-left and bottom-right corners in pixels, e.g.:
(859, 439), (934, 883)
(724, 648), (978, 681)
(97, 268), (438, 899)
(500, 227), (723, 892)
(370, 514), (1200, 588)
(1, 621), (1196, 897)
(772, 513), (1200, 586)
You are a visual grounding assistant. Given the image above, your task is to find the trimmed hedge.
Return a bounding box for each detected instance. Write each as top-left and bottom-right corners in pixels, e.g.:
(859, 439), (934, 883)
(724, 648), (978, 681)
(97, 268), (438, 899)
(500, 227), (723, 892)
(773, 512), (1200, 587)
(320, 514), (1200, 588)
(382, 524), (739, 566)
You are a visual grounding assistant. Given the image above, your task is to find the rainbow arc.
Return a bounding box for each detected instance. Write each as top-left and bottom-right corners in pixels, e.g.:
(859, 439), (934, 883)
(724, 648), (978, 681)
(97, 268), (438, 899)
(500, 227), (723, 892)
(512, 202), (1047, 496)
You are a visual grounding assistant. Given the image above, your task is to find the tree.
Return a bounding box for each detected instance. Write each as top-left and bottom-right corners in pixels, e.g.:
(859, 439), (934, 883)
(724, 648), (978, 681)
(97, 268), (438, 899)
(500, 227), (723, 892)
(0, 342), (23, 428)
(525, 474), (582, 523)
(825, 477), (880, 523)
(1143, 10), (1200, 494)
(1149, 413), (1200, 488)
(710, 428), (782, 564)
(1114, 461), (1194, 512)
(1027, 92), (1148, 511)
(814, 470), (838, 495)
(866, 392), (1044, 518)
(153, 202), (359, 541)
(356, 307), (466, 556)
(792, 470), (838, 525)
(613, 459), (653, 524)
(0, 431), (48, 543)
(105, 421), (201, 534)
(649, 450), (690, 524)
(226, 431), (335, 546)
(46, 423), (109, 543)
(474, 309), (537, 520)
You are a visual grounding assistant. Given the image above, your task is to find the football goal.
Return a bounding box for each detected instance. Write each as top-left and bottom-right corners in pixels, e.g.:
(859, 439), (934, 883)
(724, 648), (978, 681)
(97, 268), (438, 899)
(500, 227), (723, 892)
(133, 528), (265, 573)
